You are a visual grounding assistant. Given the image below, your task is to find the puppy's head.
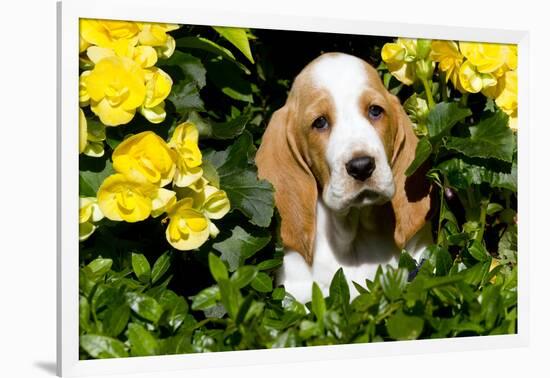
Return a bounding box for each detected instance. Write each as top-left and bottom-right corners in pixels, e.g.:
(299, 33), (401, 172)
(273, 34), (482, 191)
(256, 53), (431, 264)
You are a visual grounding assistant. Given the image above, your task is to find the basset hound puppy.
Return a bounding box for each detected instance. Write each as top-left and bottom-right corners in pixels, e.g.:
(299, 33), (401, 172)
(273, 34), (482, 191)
(256, 52), (433, 303)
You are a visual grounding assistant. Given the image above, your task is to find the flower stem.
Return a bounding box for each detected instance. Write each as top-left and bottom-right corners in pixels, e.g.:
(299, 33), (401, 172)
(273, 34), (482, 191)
(421, 78), (436, 109)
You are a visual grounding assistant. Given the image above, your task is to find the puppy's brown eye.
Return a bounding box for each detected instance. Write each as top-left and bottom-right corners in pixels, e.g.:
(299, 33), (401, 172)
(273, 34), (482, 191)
(312, 116), (329, 130)
(368, 105), (384, 120)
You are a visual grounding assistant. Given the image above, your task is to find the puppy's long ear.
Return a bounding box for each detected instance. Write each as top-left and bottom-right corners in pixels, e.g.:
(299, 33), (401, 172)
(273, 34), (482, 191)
(389, 96), (433, 249)
(256, 106), (317, 264)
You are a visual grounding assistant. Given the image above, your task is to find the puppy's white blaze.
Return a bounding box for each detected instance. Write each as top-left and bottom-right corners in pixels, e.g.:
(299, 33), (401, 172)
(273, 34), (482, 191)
(311, 54), (394, 211)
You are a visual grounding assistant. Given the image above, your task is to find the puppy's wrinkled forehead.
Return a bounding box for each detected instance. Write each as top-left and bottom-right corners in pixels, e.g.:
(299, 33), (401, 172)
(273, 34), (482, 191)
(292, 53), (383, 102)
(310, 54), (370, 99)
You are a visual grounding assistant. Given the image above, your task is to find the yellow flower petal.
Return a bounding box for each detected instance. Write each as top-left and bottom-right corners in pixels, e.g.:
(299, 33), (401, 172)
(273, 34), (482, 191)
(97, 173), (156, 222)
(79, 108), (88, 154)
(165, 198), (210, 250)
(112, 131), (176, 186)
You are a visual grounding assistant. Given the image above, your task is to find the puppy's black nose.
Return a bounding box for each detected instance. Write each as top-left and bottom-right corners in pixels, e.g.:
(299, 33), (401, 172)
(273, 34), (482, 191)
(345, 156), (376, 181)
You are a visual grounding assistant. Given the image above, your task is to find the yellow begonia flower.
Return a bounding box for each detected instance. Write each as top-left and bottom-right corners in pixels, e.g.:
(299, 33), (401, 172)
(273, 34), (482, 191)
(80, 19), (140, 49)
(137, 23), (180, 58)
(79, 71), (91, 107)
(97, 173), (175, 222)
(431, 40), (464, 91)
(140, 68), (173, 124)
(165, 198), (210, 251)
(458, 60), (498, 94)
(168, 122), (203, 187)
(459, 42), (517, 77)
(82, 56), (146, 126)
(112, 131), (176, 186)
(87, 42), (158, 69)
(79, 108), (88, 154)
(495, 70), (518, 130)
(79, 197), (104, 241)
(381, 38), (417, 85)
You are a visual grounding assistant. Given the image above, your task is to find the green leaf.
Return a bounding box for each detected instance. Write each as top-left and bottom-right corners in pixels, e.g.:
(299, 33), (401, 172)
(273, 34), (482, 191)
(445, 111), (514, 162)
(386, 311), (424, 340)
(311, 282), (326, 324)
(329, 268), (350, 309)
(380, 267), (408, 301)
(176, 36), (250, 74)
(426, 102), (472, 140)
(257, 259), (283, 271)
(189, 112), (249, 140)
(218, 279), (242, 319)
(205, 59), (253, 102)
(158, 290), (188, 331)
(208, 132), (275, 227)
(436, 158), (517, 192)
(213, 26), (255, 63)
(158, 50), (206, 88)
(167, 78), (204, 113)
(82, 258), (112, 282)
(422, 245), (453, 276)
(191, 285), (220, 311)
(151, 252), (171, 284)
(405, 137), (432, 176)
(251, 272), (273, 292)
(125, 292), (164, 324)
(131, 253), (151, 284)
(79, 158), (114, 197)
(128, 323), (159, 357)
(213, 226), (271, 271)
(398, 251), (418, 272)
(80, 335), (128, 359)
(468, 240), (491, 262)
(102, 303), (130, 337)
(208, 252), (229, 282)
(230, 265), (258, 289)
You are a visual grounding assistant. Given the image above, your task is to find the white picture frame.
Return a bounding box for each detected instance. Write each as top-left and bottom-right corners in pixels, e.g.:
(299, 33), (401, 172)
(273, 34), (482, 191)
(57, 1), (529, 376)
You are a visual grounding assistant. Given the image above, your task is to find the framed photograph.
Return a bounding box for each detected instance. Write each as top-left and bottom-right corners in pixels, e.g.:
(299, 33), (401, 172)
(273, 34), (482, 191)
(58, 0), (529, 376)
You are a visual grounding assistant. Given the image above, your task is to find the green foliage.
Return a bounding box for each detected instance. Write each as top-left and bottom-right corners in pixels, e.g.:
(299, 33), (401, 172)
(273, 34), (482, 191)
(79, 26), (517, 359)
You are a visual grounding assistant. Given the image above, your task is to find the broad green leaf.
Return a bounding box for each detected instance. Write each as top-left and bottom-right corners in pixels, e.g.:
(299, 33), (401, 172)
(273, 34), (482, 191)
(80, 335), (128, 359)
(79, 158), (114, 197)
(176, 36), (250, 73)
(230, 265), (258, 289)
(250, 272), (273, 293)
(405, 137), (432, 176)
(125, 292), (164, 324)
(189, 111), (249, 140)
(82, 258), (112, 282)
(201, 159), (220, 188)
(158, 50), (206, 88)
(426, 102), (472, 140)
(208, 132), (275, 227)
(208, 252), (229, 282)
(498, 225), (517, 264)
(128, 323), (159, 357)
(167, 79), (204, 113)
(191, 285), (220, 311)
(436, 158), (516, 192)
(102, 303), (130, 337)
(445, 111), (514, 162)
(213, 26), (255, 63)
(386, 311), (424, 340)
(151, 252), (171, 284)
(131, 253), (151, 284)
(311, 282), (326, 324)
(205, 59), (253, 102)
(213, 226), (271, 271)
